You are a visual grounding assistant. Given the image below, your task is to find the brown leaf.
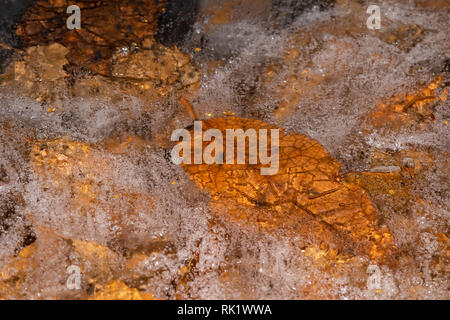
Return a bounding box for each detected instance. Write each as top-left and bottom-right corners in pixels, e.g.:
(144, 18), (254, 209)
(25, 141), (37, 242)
(17, 0), (165, 75)
(0, 43), (69, 103)
(365, 76), (445, 132)
(16, 1), (201, 99)
(181, 117), (393, 261)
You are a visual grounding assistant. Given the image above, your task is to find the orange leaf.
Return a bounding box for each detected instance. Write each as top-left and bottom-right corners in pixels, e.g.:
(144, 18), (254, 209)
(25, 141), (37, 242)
(181, 117), (393, 262)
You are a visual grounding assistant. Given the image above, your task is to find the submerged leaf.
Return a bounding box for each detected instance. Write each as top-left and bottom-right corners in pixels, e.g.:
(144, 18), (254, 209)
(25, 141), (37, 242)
(366, 76), (446, 132)
(16, 1), (200, 98)
(181, 117), (392, 261)
(17, 0), (165, 75)
(0, 43), (69, 103)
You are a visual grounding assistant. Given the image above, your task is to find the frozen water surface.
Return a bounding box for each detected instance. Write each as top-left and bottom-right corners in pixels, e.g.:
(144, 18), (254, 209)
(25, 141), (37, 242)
(0, 0), (448, 299)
